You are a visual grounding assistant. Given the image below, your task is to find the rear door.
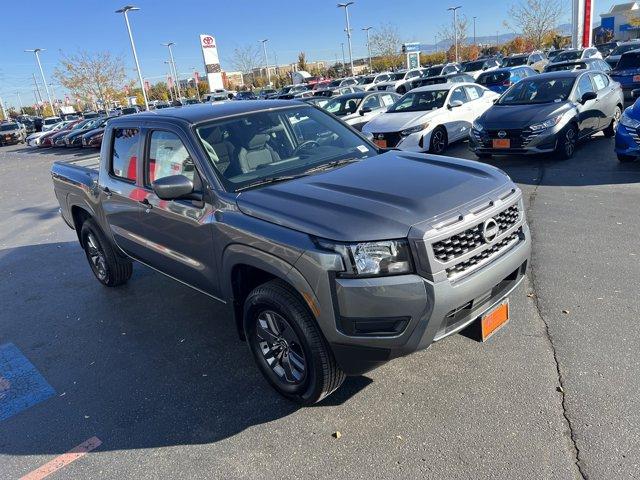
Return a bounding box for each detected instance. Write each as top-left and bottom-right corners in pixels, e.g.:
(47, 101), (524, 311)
(590, 72), (617, 130)
(574, 73), (598, 135)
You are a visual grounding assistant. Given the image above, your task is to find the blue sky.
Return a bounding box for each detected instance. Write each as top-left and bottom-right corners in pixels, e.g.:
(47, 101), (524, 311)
(0, 0), (620, 109)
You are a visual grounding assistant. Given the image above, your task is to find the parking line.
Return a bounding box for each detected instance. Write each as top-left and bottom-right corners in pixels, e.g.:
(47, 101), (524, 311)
(19, 437), (102, 480)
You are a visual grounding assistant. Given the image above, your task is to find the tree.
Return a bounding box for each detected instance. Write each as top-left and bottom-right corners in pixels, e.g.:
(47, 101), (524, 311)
(438, 14), (469, 61)
(297, 52), (308, 71)
(505, 0), (563, 49)
(54, 50), (126, 108)
(148, 82), (170, 102)
(229, 44), (262, 83)
(370, 23), (404, 70)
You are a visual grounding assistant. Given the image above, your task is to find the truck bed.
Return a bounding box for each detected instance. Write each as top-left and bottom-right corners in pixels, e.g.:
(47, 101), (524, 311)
(51, 158), (101, 230)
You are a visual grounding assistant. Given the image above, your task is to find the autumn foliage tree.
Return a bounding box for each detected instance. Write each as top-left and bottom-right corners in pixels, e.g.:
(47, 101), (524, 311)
(54, 51), (126, 108)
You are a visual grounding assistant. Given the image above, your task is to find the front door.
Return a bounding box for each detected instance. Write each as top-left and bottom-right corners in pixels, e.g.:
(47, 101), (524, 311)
(446, 86), (471, 141)
(574, 73), (598, 135)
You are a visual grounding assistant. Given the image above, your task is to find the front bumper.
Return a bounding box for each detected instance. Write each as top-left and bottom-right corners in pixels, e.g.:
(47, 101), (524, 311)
(615, 124), (640, 156)
(299, 220), (531, 375)
(469, 127), (559, 155)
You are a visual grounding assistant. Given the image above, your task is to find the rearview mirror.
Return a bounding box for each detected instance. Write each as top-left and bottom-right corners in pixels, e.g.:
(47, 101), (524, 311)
(579, 91), (597, 104)
(449, 100), (464, 108)
(632, 88), (640, 99)
(359, 106), (372, 116)
(152, 174), (197, 201)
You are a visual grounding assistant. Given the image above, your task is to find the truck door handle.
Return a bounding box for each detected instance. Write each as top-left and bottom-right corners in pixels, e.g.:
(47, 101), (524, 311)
(102, 187), (112, 198)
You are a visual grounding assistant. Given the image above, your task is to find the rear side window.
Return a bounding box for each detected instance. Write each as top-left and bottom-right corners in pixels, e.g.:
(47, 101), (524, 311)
(111, 127), (140, 181)
(591, 73), (609, 91)
(146, 131), (195, 185)
(477, 71), (509, 85)
(616, 52), (640, 70)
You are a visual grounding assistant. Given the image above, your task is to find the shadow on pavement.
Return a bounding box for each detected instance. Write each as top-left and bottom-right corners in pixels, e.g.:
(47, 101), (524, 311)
(0, 241), (370, 455)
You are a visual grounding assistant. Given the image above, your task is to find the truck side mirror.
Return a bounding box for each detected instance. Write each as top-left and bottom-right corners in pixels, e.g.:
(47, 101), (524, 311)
(152, 174), (198, 201)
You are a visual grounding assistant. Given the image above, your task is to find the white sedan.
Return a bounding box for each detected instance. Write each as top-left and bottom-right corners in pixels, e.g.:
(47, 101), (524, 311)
(323, 91), (400, 130)
(362, 82), (499, 154)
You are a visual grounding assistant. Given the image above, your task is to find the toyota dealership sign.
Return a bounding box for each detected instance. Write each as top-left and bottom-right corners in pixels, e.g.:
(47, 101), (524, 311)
(200, 34), (223, 91)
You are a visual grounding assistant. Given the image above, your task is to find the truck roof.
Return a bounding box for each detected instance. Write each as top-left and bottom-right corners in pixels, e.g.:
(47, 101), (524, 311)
(120, 100), (297, 125)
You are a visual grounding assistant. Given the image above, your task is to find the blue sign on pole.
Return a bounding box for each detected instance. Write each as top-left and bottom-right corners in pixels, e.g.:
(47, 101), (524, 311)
(403, 42), (421, 53)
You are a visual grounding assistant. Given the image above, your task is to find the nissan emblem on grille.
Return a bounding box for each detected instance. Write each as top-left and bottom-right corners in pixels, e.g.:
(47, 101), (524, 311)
(482, 218), (499, 243)
(498, 130), (507, 138)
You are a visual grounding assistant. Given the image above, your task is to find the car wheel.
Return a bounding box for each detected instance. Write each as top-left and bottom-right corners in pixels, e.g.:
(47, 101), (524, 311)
(603, 106), (621, 138)
(429, 127), (448, 154)
(617, 153), (635, 163)
(555, 124), (577, 159)
(244, 279), (345, 405)
(80, 218), (133, 287)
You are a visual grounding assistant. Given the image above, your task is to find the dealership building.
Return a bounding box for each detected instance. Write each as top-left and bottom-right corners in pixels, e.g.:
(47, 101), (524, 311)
(600, 2), (640, 40)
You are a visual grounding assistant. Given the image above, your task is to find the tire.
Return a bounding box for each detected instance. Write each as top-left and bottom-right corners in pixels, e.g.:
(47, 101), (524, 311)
(244, 279), (345, 405)
(617, 153), (636, 163)
(475, 152), (492, 159)
(429, 126), (448, 154)
(603, 106), (621, 138)
(397, 85), (406, 95)
(555, 124), (577, 160)
(80, 218), (132, 287)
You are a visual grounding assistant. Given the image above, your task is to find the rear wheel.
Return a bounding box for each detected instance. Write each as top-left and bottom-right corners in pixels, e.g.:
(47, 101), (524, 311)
(617, 153), (636, 163)
(429, 127), (448, 154)
(80, 219), (132, 287)
(244, 279), (345, 404)
(555, 124), (577, 159)
(603, 106), (621, 138)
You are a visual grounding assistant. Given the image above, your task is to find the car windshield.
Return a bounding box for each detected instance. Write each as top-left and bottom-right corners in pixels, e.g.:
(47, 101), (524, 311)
(358, 76), (375, 84)
(391, 72), (406, 80)
(388, 89), (449, 112)
(121, 107), (137, 114)
(502, 56), (527, 67)
(498, 77), (575, 105)
(44, 117), (61, 125)
(554, 50), (582, 62)
(611, 43), (640, 56)
(547, 50), (562, 59)
(423, 66), (443, 77)
(463, 60), (486, 72)
(616, 52), (640, 69)
(324, 96), (363, 116)
(546, 62), (585, 72)
(0, 123), (19, 131)
(195, 105), (375, 191)
(328, 79), (342, 87)
(477, 71), (510, 85)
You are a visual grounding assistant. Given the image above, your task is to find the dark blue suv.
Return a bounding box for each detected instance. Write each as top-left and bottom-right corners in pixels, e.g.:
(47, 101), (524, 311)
(476, 66), (538, 94)
(609, 49), (640, 100)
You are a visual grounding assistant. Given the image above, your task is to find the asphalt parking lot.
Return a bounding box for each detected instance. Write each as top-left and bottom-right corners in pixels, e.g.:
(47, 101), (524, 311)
(1, 136), (639, 479)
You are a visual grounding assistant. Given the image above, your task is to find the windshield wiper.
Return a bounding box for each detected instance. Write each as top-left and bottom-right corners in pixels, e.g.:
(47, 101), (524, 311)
(236, 174), (304, 192)
(302, 157), (361, 174)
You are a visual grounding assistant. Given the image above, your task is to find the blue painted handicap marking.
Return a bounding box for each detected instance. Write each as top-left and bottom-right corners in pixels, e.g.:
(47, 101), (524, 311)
(0, 343), (55, 422)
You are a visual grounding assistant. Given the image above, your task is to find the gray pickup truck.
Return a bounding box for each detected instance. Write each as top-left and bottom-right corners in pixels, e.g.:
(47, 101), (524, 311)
(51, 101), (530, 404)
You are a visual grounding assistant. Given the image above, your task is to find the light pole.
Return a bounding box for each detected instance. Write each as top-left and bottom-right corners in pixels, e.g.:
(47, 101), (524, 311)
(162, 42), (182, 100)
(259, 39), (271, 86)
(473, 16), (477, 46)
(115, 5), (149, 111)
(337, 2), (355, 76)
(447, 6), (462, 63)
(16, 92), (24, 115)
(191, 67), (201, 101)
(362, 26), (373, 72)
(340, 42), (346, 75)
(164, 61), (176, 101)
(25, 48), (56, 116)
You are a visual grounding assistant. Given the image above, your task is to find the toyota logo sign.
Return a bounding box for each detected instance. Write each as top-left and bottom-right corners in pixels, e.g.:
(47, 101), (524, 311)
(202, 36), (215, 48)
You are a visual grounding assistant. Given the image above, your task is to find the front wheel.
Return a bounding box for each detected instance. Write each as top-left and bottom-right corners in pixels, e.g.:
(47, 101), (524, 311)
(555, 124), (577, 160)
(429, 127), (448, 154)
(80, 219), (133, 287)
(603, 107), (621, 138)
(244, 279), (345, 405)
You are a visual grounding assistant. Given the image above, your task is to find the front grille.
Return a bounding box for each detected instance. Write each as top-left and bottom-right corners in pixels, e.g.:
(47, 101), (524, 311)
(446, 228), (522, 278)
(433, 204), (520, 262)
(486, 129), (524, 148)
(373, 132), (402, 148)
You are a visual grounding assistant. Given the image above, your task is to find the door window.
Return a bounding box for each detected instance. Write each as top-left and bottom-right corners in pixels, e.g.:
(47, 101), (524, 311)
(591, 73), (609, 91)
(575, 74), (595, 98)
(146, 131), (195, 185)
(361, 95), (382, 110)
(464, 85), (481, 101)
(449, 86), (468, 104)
(380, 94), (396, 106)
(111, 128), (140, 182)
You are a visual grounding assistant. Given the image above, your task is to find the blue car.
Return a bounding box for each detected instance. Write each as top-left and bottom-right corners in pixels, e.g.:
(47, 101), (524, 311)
(476, 66), (538, 94)
(609, 49), (640, 100)
(615, 99), (640, 162)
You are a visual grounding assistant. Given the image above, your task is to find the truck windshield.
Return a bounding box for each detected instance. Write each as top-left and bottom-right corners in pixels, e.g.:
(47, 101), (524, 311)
(195, 105), (376, 192)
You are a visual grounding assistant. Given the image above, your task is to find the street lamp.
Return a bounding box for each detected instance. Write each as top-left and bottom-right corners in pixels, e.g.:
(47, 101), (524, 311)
(162, 42), (182, 100)
(337, 2), (355, 76)
(115, 5), (149, 111)
(473, 16), (477, 46)
(164, 61), (176, 101)
(447, 6), (462, 63)
(362, 26), (373, 72)
(340, 42), (346, 75)
(259, 39), (271, 86)
(24, 48), (56, 115)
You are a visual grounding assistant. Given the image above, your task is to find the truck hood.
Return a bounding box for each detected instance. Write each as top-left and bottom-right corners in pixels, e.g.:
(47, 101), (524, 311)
(236, 151), (512, 242)
(363, 110), (439, 133)
(478, 102), (572, 129)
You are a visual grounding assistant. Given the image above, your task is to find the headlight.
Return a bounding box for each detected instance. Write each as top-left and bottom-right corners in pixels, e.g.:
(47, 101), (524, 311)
(472, 120), (484, 132)
(401, 123), (428, 136)
(620, 112), (640, 129)
(528, 115), (563, 131)
(316, 239), (414, 277)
